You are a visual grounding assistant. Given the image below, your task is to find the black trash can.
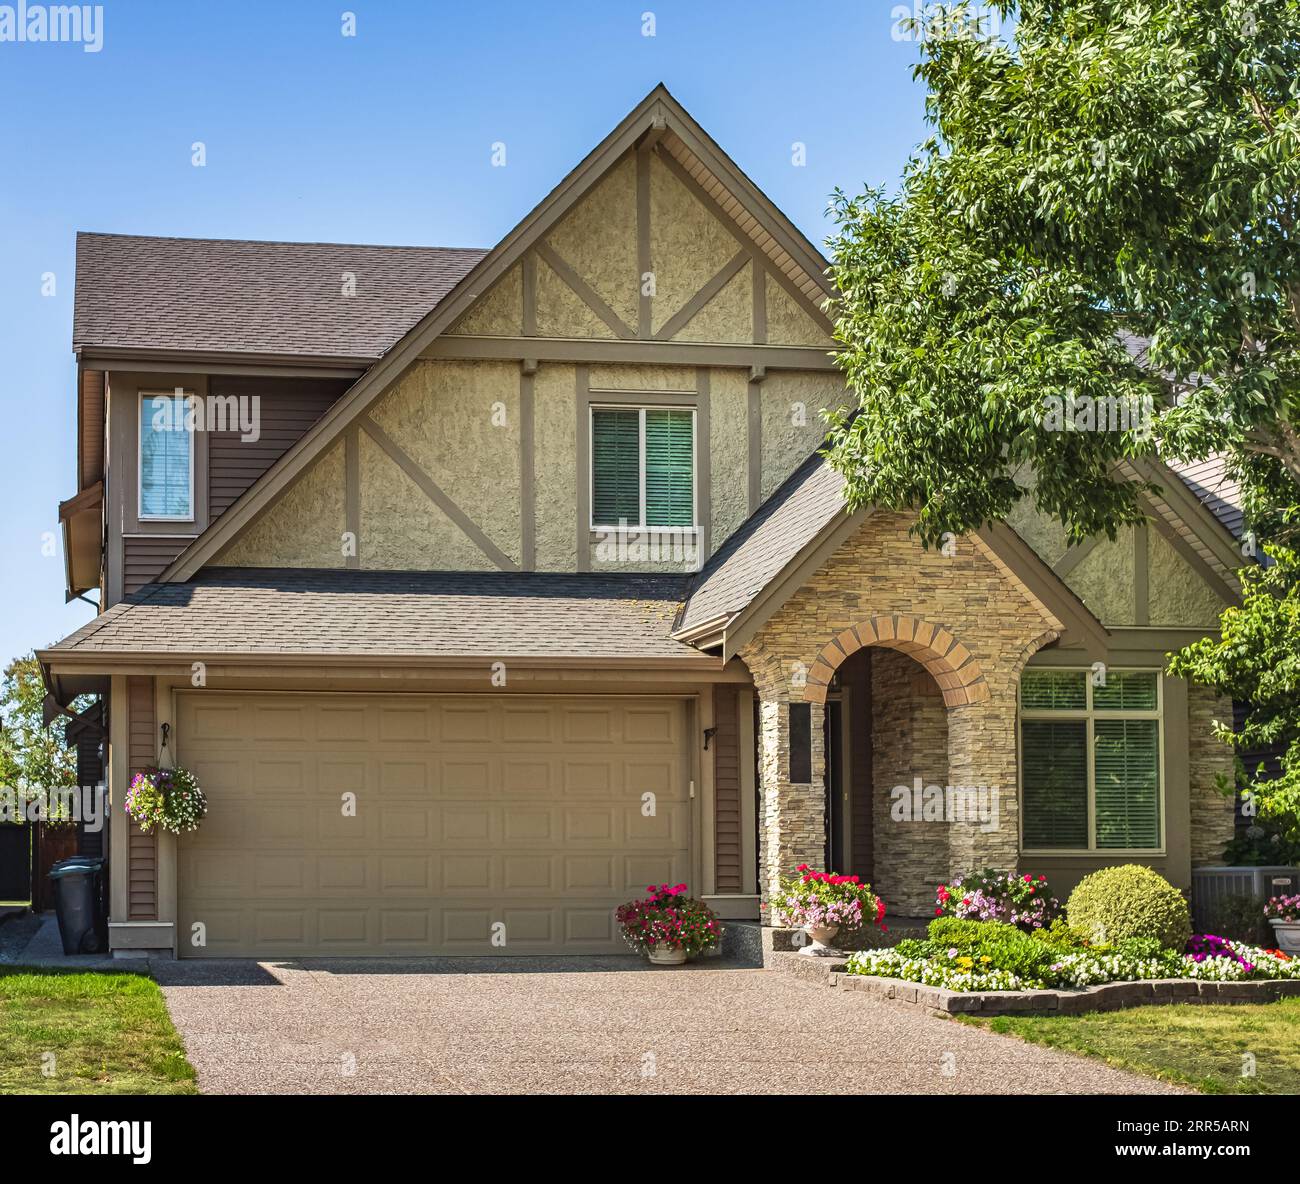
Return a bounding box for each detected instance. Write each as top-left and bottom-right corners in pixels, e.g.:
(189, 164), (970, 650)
(48, 858), (107, 955)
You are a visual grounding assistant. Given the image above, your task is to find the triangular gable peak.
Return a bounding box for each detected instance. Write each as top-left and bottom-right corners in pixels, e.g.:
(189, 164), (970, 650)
(162, 84), (838, 582)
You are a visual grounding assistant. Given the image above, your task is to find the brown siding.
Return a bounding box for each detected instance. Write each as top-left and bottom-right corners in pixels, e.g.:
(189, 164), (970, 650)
(208, 376), (348, 520)
(123, 537), (191, 594)
(80, 369), (105, 488)
(713, 684), (743, 893)
(127, 677), (157, 921)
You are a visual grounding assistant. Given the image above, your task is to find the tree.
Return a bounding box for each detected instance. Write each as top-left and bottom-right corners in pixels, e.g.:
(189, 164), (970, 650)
(1168, 545), (1300, 853)
(824, 0), (1300, 850)
(0, 653), (78, 821)
(825, 0), (1300, 548)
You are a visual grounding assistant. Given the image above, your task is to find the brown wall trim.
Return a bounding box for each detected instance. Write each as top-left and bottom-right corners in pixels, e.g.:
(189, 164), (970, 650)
(126, 676), (157, 922)
(713, 684), (742, 893)
(345, 426), (361, 570)
(520, 366), (536, 571)
(423, 335), (838, 371)
(575, 365), (591, 571)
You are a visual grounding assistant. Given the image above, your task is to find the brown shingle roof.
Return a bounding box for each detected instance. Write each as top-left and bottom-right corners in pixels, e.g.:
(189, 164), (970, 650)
(677, 450), (847, 635)
(73, 232), (487, 361)
(48, 568), (699, 662)
(1166, 453), (1245, 538)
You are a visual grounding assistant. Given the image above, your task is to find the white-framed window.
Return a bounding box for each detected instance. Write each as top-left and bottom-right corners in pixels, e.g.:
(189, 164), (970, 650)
(589, 405), (696, 531)
(1019, 668), (1164, 854)
(138, 391), (194, 521)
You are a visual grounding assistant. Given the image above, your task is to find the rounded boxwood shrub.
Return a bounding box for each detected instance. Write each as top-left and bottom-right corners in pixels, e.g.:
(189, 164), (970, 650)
(1066, 865), (1192, 950)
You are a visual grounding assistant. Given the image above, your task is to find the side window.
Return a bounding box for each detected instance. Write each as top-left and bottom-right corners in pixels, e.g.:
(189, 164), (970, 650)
(591, 406), (695, 529)
(1020, 669), (1162, 852)
(139, 392), (194, 520)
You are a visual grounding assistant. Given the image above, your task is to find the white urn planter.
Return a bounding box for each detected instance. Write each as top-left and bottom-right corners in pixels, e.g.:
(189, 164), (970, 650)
(1268, 918), (1300, 954)
(647, 945), (688, 966)
(798, 923), (843, 957)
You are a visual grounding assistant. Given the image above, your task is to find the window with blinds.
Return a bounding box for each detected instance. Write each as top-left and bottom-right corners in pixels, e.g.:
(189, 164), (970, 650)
(590, 406), (695, 529)
(139, 392), (194, 520)
(1019, 669), (1162, 852)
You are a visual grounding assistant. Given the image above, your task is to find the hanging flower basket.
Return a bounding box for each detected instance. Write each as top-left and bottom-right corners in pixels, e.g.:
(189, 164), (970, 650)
(125, 767), (207, 835)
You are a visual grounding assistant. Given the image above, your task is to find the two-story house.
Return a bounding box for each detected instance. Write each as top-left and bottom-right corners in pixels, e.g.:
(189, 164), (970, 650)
(39, 86), (1245, 958)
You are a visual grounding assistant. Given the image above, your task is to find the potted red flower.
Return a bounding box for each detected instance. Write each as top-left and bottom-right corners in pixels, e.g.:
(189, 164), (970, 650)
(615, 883), (721, 964)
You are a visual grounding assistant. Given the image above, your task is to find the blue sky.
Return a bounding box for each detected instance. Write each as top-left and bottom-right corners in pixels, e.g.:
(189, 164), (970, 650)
(0, 0), (929, 665)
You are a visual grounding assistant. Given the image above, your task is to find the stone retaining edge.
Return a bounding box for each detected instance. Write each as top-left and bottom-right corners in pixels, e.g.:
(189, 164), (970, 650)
(766, 951), (1300, 1015)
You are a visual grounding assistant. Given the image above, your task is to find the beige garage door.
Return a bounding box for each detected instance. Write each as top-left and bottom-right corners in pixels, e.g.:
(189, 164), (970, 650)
(176, 693), (691, 957)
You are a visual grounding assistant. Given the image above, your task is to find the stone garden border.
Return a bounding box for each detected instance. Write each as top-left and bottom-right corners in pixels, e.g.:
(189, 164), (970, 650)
(764, 933), (1300, 1018)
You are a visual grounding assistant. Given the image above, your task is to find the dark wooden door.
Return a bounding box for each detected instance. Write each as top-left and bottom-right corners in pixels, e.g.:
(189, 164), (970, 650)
(34, 825), (79, 911)
(0, 824), (32, 903)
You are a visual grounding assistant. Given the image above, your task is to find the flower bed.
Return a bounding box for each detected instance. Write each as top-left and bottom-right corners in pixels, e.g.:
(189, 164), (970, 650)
(845, 917), (1298, 992)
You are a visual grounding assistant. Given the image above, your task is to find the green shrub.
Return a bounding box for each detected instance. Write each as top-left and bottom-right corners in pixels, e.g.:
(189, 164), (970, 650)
(1030, 918), (1090, 951)
(1066, 865), (1192, 950)
(926, 916), (1056, 980)
(927, 916), (1021, 948)
(1205, 893), (1269, 946)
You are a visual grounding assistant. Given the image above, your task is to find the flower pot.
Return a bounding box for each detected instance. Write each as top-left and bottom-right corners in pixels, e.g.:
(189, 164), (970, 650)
(798, 923), (842, 957)
(647, 946), (688, 965)
(1269, 918), (1300, 953)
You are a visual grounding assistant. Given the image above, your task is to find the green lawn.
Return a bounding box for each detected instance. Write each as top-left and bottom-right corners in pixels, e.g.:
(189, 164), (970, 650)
(0, 969), (197, 1094)
(962, 997), (1300, 1094)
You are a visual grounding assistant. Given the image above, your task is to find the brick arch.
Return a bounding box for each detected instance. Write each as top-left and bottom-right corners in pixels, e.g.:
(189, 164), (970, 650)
(804, 615), (990, 708)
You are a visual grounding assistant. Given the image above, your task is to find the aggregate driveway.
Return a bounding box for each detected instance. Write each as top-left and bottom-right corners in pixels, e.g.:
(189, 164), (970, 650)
(153, 956), (1182, 1095)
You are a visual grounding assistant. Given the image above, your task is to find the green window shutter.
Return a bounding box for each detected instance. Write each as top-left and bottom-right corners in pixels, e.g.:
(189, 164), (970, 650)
(1021, 720), (1088, 848)
(1020, 669), (1087, 710)
(1094, 718), (1160, 849)
(139, 394), (193, 518)
(644, 409), (693, 527)
(1093, 671), (1158, 711)
(591, 409), (640, 526)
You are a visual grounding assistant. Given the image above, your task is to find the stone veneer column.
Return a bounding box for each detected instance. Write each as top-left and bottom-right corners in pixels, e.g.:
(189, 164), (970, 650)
(945, 689), (1021, 878)
(757, 693), (827, 907)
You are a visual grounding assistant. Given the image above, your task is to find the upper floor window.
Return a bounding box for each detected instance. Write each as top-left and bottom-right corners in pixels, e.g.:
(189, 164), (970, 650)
(1019, 669), (1163, 853)
(590, 406), (695, 530)
(139, 391), (194, 521)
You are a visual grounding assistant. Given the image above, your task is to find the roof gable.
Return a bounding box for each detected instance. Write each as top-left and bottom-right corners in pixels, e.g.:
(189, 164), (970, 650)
(161, 84), (837, 583)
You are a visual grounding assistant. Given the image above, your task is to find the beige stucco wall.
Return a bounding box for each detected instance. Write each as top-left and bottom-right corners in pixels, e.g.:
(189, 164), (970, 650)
(649, 152), (738, 336)
(368, 360), (522, 568)
(759, 371), (851, 501)
(765, 272), (833, 347)
(1149, 527), (1228, 626)
(709, 368), (749, 550)
(1065, 527), (1137, 625)
(546, 155), (639, 330)
(533, 362), (578, 572)
(448, 261), (522, 337)
(218, 440), (347, 569)
(674, 260), (752, 343)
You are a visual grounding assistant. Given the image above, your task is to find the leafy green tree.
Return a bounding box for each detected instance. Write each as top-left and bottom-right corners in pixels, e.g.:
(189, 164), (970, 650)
(0, 653), (77, 821)
(1168, 547), (1300, 854)
(824, 0), (1300, 849)
(826, 0), (1300, 547)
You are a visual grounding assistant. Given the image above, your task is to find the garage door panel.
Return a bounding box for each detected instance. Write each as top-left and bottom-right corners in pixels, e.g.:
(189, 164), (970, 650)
(178, 693), (691, 956)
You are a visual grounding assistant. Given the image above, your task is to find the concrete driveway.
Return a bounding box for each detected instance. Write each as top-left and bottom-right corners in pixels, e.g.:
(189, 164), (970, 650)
(152, 956), (1181, 1095)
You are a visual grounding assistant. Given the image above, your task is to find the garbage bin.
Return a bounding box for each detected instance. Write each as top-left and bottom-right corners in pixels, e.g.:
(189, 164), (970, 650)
(48, 858), (107, 955)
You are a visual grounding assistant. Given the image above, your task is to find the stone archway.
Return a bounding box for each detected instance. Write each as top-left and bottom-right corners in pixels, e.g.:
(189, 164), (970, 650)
(803, 615), (991, 708)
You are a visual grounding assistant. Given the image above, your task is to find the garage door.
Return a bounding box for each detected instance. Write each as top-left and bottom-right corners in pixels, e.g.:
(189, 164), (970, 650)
(176, 693), (691, 957)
